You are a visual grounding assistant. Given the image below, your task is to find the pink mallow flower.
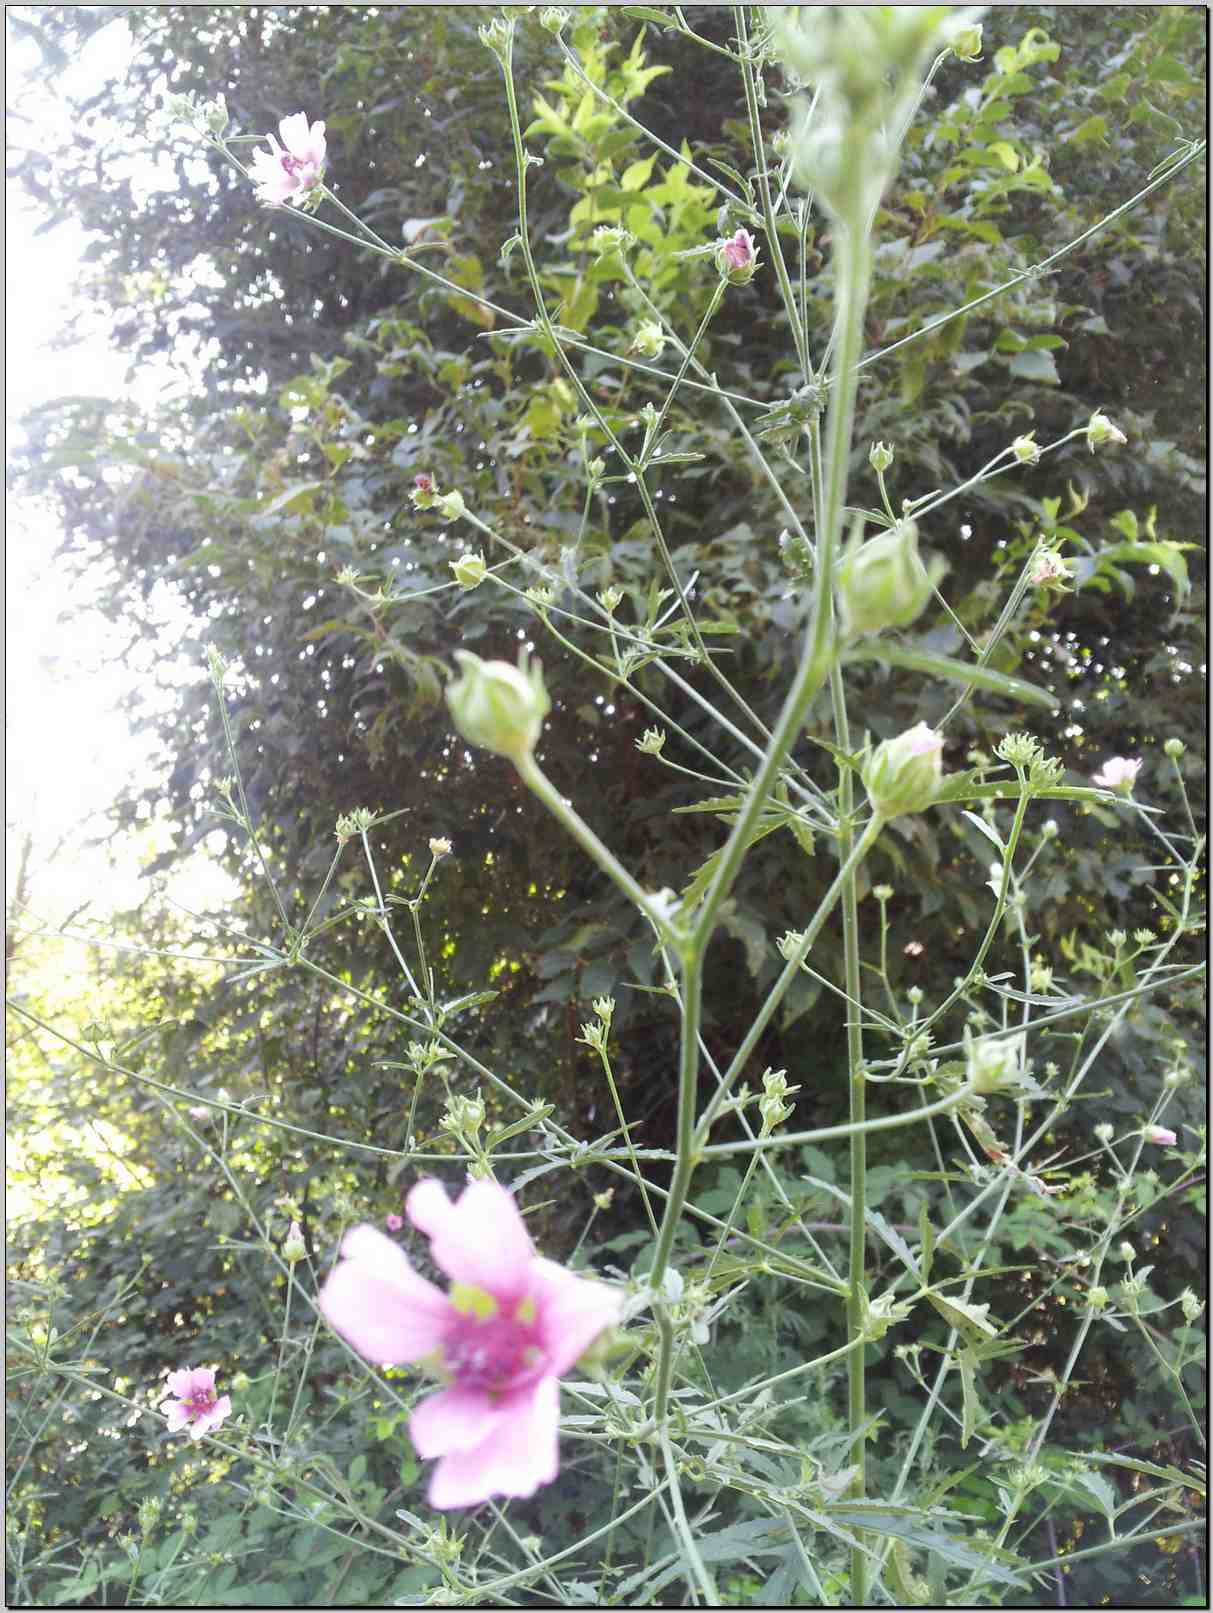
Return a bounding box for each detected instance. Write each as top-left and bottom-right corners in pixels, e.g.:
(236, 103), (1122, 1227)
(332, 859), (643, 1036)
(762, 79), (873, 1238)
(248, 113), (326, 207)
(385, 1212), (405, 1232)
(1145, 1125), (1177, 1146)
(319, 1179), (620, 1510)
(160, 1366), (232, 1441)
(1092, 756), (1142, 794)
(717, 227), (758, 284)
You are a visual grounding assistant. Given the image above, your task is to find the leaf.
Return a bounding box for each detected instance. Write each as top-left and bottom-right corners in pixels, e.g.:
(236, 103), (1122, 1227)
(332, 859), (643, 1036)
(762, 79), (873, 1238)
(621, 5), (677, 25)
(258, 480), (325, 519)
(960, 810), (1005, 855)
(820, 1506), (1027, 1588)
(986, 141), (1020, 172)
(958, 1345), (980, 1449)
(867, 1210), (921, 1281)
(1085, 1453), (1204, 1493)
(1007, 348), (1060, 384)
(844, 645), (1058, 710)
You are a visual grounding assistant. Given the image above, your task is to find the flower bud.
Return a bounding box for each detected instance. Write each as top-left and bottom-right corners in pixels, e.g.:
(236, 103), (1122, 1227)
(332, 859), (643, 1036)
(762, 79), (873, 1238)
(715, 228), (759, 285)
(589, 225), (631, 259)
(450, 552), (487, 590)
(949, 22), (984, 62)
(629, 320), (666, 360)
(598, 585), (623, 613)
(1086, 409), (1127, 452)
(540, 5), (569, 32)
(1012, 433), (1041, 465)
(1029, 549), (1072, 588)
(1118, 1241), (1135, 1264)
(863, 723), (944, 819)
(635, 726), (666, 756)
(1144, 1124), (1177, 1147)
(429, 836), (452, 859)
(1164, 738), (1185, 759)
(869, 441), (895, 473)
(1094, 1122), (1114, 1144)
(1180, 1288), (1203, 1323)
(447, 650), (549, 765)
(1087, 1285), (1109, 1311)
(411, 473), (440, 512)
(966, 1032), (1027, 1096)
(836, 519), (942, 639)
(435, 489), (466, 522)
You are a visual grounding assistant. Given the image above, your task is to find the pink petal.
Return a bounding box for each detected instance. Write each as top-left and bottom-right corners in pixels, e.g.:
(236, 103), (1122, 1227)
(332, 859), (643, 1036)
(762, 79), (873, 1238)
(407, 1179), (534, 1297)
(427, 1377), (560, 1509)
(409, 1385), (500, 1458)
(531, 1260), (621, 1375)
(188, 1367), (216, 1396)
(162, 1401), (190, 1432)
(165, 1369), (194, 1398)
(319, 1223), (451, 1364)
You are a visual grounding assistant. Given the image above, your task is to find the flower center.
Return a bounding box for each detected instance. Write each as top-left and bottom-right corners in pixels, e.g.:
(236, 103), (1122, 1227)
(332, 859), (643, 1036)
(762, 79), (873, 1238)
(184, 1388), (216, 1419)
(442, 1286), (545, 1396)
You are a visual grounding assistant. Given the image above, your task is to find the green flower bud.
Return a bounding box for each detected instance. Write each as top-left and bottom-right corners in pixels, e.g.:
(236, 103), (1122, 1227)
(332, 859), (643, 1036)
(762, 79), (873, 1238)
(450, 552), (487, 590)
(539, 6), (569, 32)
(435, 489), (466, 522)
(635, 726), (666, 756)
(282, 1221), (307, 1263)
(1164, 738), (1185, 759)
(949, 22), (984, 61)
(589, 225), (631, 259)
(863, 723), (944, 819)
(629, 320), (666, 360)
(836, 519), (942, 639)
(1086, 409), (1127, 452)
(967, 1032), (1027, 1095)
(1180, 1288), (1203, 1323)
(1088, 1285), (1109, 1311)
(869, 440), (895, 473)
(447, 650), (550, 765)
(1012, 433), (1041, 465)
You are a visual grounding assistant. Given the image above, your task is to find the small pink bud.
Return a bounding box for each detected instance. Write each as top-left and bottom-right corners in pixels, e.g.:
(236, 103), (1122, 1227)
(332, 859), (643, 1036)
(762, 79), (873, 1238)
(716, 228), (759, 285)
(385, 1213), (405, 1232)
(1145, 1125), (1177, 1147)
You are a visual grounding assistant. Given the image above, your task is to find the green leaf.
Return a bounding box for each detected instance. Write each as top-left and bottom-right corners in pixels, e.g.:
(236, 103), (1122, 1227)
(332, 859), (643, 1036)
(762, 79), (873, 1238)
(820, 1506), (1027, 1589)
(843, 645), (1058, 710)
(986, 141), (1020, 173)
(958, 1345), (980, 1449)
(258, 480), (325, 519)
(1007, 348), (1060, 384)
(621, 5), (677, 25)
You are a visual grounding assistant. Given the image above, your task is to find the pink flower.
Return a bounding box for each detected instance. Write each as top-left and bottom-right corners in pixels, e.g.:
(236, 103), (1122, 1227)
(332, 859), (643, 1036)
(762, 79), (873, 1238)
(160, 1366), (232, 1441)
(1145, 1125), (1177, 1146)
(1092, 756), (1142, 793)
(385, 1212), (405, 1232)
(319, 1179), (620, 1510)
(248, 113), (326, 207)
(720, 228), (756, 273)
(187, 1106), (209, 1121)
(414, 473), (434, 494)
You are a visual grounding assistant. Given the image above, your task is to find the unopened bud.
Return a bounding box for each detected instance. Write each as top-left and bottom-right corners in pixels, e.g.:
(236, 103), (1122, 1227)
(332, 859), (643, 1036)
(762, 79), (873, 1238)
(429, 836), (452, 859)
(447, 650), (550, 765)
(716, 227), (759, 285)
(629, 320), (666, 360)
(1086, 409), (1127, 452)
(863, 724), (944, 819)
(635, 727), (667, 756)
(435, 489), (466, 522)
(836, 519), (942, 639)
(450, 552), (487, 590)
(869, 441), (895, 473)
(1012, 433), (1041, 465)
(949, 22), (984, 61)
(1164, 738), (1185, 759)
